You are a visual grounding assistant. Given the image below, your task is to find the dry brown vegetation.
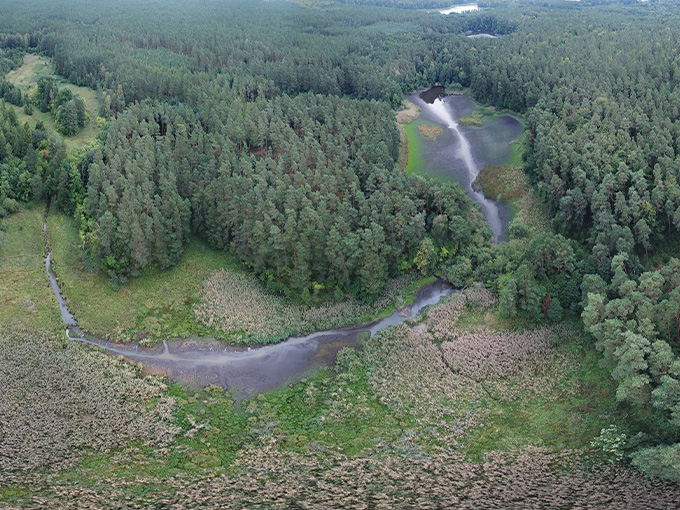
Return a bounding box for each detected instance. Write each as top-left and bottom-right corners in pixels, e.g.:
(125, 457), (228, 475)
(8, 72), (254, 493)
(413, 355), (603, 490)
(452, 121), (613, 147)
(157, 447), (680, 510)
(417, 124), (444, 141)
(464, 283), (499, 309)
(0, 327), (179, 480)
(3, 288), (680, 507)
(9, 447), (680, 509)
(194, 269), (420, 343)
(395, 98), (419, 124)
(458, 114), (484, 126)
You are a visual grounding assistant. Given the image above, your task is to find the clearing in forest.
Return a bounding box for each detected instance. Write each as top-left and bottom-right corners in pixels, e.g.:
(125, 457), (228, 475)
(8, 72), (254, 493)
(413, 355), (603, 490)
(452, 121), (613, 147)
(5, 54), (100, 150)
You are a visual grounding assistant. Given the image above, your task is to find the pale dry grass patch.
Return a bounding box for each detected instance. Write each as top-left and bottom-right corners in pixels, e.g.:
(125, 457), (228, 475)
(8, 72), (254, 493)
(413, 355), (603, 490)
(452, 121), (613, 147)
(86, 446), (679, 509)
(0, 328), (179, 477)
(194, 269), (420, 343)
(427, 292), (467, 340)
(464, 283), (498, 309)
(395, 99), (419, 124)
(441, 328), (553, 380)
(364, 323), (487, 445)
(439, 327), (577, 401)
(194, 270), (302, 342)
(8, 446), (679, 508)
(417, 124), (444, 141)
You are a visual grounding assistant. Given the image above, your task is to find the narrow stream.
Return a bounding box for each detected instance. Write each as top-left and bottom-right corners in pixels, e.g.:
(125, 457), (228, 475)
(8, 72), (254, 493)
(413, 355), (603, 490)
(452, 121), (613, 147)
(44, 219), (453, 396)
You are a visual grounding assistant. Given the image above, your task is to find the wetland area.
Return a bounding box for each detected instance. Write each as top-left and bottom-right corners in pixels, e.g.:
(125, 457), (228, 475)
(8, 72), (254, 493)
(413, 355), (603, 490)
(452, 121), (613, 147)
(408, 86), (523, 242)
(4, 1), (680, 505)
(41, 85), (521, 396)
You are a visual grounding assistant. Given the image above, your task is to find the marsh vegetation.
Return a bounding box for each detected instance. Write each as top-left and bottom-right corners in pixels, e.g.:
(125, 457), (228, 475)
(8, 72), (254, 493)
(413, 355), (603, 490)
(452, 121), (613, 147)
(2, 0), (680, 507)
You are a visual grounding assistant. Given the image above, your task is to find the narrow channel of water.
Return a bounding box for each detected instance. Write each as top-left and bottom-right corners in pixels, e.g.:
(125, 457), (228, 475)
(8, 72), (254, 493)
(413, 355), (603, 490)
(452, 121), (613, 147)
(409, 87), (521, 242)
(44, 219), (453, 395)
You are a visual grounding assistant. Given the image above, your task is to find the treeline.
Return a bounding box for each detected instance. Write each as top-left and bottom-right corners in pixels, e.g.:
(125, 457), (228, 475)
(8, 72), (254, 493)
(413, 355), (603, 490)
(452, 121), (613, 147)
(86, 96), (489, 299)
(0, 0), (516, 111)
(0, 100), (63, 217)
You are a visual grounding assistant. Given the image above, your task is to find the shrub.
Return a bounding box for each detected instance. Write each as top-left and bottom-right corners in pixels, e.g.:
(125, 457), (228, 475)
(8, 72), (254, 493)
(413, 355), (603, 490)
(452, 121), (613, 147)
(0, 328), (179, 475)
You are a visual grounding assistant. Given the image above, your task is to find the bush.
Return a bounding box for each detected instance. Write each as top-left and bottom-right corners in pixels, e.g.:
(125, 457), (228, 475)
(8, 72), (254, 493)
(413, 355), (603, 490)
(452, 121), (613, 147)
(546, 297), (563, 322)
(631, 443), (680, 481)
(590, 425), (628, 464)
(508, 219), (530, 239)
(2, 197), (18, 214)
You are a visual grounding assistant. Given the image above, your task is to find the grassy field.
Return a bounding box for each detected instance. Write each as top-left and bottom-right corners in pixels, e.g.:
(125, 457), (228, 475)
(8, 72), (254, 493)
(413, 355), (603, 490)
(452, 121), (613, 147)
(402, 120), (426, 175)
(47, 212), (245, 343)
(0, 204), (62, 332)
(5, 54), (100, 150)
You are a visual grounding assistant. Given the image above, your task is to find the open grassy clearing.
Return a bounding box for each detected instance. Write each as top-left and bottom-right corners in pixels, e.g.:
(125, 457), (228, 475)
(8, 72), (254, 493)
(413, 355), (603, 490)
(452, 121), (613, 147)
(402, 120), (426, 175)
(0, 204), (62, 332)
(5, 54), (100, 150)
(396, 98), (446, 174)
(396, 98), (419, 173)
(47, 211), (245, 344)
(5, 54), (50, 89)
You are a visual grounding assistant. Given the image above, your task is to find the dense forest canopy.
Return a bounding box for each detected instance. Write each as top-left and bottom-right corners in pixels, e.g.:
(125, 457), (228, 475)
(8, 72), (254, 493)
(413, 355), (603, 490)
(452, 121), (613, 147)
(2, 0), (680, 481)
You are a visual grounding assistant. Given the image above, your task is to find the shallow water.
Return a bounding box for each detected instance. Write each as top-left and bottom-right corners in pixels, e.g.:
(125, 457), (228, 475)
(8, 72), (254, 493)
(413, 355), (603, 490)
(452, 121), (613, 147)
(467, 33), (498, 39)
(44, 228), (453, 395)
(408, 88), (522, 242)
(440, 4), (479, 14)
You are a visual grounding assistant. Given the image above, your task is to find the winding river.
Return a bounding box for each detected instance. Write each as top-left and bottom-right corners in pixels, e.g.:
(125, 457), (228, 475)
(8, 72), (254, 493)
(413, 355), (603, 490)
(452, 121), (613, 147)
(44, 221), (452, 396)
(409, 87), (522, 242)
(43, 87), (518, 395)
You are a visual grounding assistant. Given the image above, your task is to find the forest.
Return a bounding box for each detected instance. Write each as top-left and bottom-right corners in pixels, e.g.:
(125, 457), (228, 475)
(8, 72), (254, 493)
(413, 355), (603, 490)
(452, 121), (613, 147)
(2, 0), (680, 507)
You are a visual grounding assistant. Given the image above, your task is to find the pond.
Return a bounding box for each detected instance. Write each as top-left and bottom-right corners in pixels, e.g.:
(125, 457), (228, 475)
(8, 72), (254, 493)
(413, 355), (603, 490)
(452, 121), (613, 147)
(408, 87), (523, 242)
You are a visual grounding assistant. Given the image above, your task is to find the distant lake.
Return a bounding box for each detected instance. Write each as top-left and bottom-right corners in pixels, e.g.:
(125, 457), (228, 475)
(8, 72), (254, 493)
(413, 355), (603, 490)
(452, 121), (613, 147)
(467, 33), (498, 39)
(440, 4), (479, 14)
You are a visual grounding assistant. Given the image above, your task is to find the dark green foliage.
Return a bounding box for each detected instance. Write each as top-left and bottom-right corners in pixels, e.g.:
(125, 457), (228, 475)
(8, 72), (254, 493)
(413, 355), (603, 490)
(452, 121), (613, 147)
(0, 80), (22, 106)
(0, 100), (58, 212)
(56, 95), (87, 135)
(583, 258), (680, 447)
(546, 297), (563, 323)
(631, 443), (680, 482)
(29, 78), (87, 135)
(88, 98), (488, 291)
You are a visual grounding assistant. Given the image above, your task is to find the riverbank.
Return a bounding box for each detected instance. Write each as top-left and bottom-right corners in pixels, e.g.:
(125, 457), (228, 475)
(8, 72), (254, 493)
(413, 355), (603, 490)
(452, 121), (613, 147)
(46, 210), (445, 347)
(0, 205), (63, 332)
